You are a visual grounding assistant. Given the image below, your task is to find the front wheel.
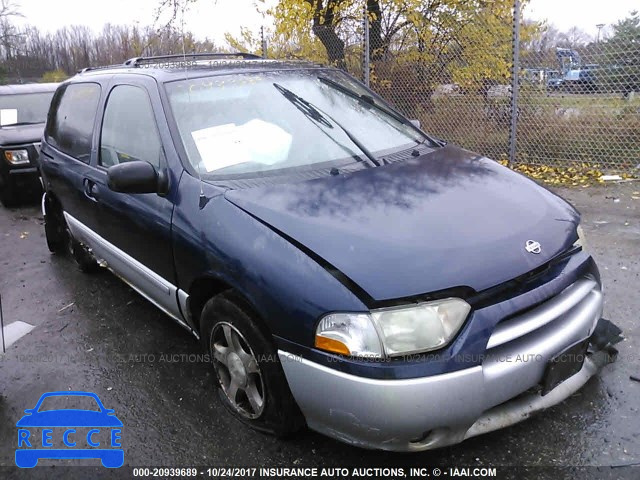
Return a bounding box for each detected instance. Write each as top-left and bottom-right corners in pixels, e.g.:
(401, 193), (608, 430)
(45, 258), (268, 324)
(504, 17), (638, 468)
(0, 178), (16, 207)
(200, 291), (304, 437)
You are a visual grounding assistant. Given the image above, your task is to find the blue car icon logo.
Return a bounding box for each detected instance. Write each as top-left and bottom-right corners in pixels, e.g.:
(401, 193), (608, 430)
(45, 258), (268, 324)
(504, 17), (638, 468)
(16, 391), (123, 468)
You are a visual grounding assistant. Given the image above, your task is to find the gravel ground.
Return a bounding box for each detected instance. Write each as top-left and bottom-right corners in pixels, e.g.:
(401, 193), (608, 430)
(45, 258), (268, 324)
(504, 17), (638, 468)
(0, 182), (638, 479)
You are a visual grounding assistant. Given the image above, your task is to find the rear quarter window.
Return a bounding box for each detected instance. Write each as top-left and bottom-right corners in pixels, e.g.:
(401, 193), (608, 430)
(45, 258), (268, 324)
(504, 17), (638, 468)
(45, 83), (101, 163)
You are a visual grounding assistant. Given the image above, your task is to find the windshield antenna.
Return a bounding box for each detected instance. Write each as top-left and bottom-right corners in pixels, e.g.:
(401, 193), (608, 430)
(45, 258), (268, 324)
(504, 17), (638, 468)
(179, 4), (206, 208)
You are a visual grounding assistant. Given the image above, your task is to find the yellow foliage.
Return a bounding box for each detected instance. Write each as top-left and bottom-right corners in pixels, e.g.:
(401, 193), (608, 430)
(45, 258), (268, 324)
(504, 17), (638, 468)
(498, 160), (636, 187)
(40, 69), (67, 83)
(227, 0), (538, 86)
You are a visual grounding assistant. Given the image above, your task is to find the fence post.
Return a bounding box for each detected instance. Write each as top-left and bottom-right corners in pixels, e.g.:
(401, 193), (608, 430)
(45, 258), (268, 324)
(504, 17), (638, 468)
(362, 3), (370, 87)
(509, 0), (521, 166)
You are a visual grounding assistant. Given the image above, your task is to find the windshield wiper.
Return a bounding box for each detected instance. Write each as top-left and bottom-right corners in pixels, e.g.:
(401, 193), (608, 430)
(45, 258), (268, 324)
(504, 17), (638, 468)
(317, 76), (441, 147)
(274, 82), (380, 167)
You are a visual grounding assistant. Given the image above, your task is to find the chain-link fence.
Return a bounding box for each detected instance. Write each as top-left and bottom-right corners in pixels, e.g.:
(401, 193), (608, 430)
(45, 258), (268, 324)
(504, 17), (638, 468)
(2, 1), (636, 172)
(264, 0), (639, 173)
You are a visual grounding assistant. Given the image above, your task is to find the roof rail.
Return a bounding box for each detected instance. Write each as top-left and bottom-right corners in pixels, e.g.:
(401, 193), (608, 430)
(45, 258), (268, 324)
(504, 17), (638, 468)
(78, 63), (127, 74)
(123, 52), (262, 67)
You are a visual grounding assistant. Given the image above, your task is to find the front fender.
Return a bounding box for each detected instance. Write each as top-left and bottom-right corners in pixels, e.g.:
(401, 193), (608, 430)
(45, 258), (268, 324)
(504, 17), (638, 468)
(172, 174), (366, 346)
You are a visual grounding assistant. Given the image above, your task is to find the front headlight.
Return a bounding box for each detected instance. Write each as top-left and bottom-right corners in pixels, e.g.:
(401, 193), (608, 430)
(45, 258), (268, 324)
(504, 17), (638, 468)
(315, 313), (383, 357)
(4, 149), (30, 165)
(371, 298), (471, 356)
(574, 224), (587, 250)
(315, 298), (471, 358)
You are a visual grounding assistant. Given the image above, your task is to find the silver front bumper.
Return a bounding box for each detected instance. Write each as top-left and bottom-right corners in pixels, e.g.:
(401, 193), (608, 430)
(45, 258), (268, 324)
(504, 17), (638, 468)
(279, 277), (609, 451)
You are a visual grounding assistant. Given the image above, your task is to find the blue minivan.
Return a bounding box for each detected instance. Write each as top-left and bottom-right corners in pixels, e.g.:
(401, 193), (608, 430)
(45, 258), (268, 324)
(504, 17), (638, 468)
(37, 53), (620, 451)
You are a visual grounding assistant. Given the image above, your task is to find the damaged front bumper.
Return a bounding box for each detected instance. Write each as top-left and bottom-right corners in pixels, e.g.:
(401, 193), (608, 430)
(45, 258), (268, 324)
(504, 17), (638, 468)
(279, 276), (622, 451)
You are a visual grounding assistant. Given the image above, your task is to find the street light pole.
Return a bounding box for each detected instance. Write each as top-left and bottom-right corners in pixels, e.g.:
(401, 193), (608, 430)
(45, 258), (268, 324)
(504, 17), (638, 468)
(596, 23), (605, 43)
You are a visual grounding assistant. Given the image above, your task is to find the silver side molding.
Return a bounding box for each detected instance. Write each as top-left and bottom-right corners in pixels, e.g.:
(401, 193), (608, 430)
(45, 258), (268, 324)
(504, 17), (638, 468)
(64, 212), (194, 335)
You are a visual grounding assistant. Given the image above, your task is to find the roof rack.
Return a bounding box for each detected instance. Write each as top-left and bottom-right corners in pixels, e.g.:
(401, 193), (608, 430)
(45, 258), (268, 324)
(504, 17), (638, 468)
(78, 63), (127, 74)
(123, 52), (263, 67)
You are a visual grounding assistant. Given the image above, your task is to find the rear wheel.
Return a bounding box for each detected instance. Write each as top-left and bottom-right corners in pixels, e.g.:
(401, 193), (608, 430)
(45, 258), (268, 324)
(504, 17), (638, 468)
(44, 194), (68, 254)
(200, 291), (304, 437)
(69, 236), (100, 273)
(44, 193), (99, 272)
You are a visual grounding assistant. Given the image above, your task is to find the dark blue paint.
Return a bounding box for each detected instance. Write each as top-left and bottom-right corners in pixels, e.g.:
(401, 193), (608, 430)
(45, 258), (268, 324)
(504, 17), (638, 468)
(225, 145), (580, 301)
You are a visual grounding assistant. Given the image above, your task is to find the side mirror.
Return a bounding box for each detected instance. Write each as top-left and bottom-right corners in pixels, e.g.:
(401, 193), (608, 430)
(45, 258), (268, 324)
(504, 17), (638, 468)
(107, 161), (168, 195)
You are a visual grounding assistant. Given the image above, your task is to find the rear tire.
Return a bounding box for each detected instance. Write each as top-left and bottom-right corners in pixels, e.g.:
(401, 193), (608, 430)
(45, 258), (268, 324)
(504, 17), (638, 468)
(200, 291), (305, 437)
(44, 194), (68, 254)
(69, 236), (100, 273)
(44, 193), (99, 272)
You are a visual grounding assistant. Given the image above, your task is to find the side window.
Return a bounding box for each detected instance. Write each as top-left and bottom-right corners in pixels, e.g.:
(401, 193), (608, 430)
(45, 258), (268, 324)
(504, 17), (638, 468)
(46, 83), (101, 163)
(100, 85), (162, 169)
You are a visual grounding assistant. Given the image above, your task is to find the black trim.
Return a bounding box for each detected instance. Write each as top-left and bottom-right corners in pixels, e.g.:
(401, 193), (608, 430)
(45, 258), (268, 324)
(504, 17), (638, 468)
(9, 167), (37, 174)
(468, 245), (583, 310)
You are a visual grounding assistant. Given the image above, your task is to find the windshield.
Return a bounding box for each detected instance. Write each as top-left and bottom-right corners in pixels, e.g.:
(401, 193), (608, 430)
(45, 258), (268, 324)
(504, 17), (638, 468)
(165, 70), (427, 178)
(0, 92), (54, 126)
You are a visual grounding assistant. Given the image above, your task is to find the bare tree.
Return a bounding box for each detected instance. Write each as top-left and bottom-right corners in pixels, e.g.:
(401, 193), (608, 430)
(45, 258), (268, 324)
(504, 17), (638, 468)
(558, 26), (592, 48)
(0, 0), (23, 60)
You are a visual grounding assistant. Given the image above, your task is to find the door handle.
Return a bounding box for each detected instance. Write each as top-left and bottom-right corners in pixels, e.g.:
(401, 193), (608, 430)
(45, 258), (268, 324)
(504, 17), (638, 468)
(83, 179), (99, 202)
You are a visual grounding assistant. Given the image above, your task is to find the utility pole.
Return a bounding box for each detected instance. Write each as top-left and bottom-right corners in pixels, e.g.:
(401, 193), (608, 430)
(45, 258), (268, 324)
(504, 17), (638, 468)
(596, 23), (605, 44)
(509, 0), (521, 166)
(260, 26), (267, 59)
(362, 3), (370, 87)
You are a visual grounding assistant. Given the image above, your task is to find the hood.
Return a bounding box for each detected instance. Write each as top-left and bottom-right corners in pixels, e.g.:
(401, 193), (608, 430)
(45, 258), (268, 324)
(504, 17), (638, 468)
(225, 146), (579, 302)
(0, 123), (45, 146)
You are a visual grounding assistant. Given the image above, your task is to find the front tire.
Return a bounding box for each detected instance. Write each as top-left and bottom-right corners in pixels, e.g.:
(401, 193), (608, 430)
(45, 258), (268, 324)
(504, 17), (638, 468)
(200, 291), (304, 437)
(0, 178), (16, 207)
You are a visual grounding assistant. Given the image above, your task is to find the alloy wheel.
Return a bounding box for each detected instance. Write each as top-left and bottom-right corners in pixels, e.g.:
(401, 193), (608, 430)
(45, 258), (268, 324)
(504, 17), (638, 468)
(210, 322), (265, 419)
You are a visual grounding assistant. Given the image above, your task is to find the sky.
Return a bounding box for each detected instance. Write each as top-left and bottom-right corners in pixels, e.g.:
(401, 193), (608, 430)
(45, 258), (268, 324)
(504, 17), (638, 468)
(523, 0), (638, 38)
(13, 0), (640, 45)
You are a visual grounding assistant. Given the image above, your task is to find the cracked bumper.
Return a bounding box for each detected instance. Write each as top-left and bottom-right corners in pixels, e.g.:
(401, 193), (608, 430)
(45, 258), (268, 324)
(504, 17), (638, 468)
(279, 278), (619, 451)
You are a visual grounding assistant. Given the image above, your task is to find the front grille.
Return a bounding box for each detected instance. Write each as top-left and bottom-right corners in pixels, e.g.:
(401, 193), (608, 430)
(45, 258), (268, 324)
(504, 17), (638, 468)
(486, 276), (602, 350)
